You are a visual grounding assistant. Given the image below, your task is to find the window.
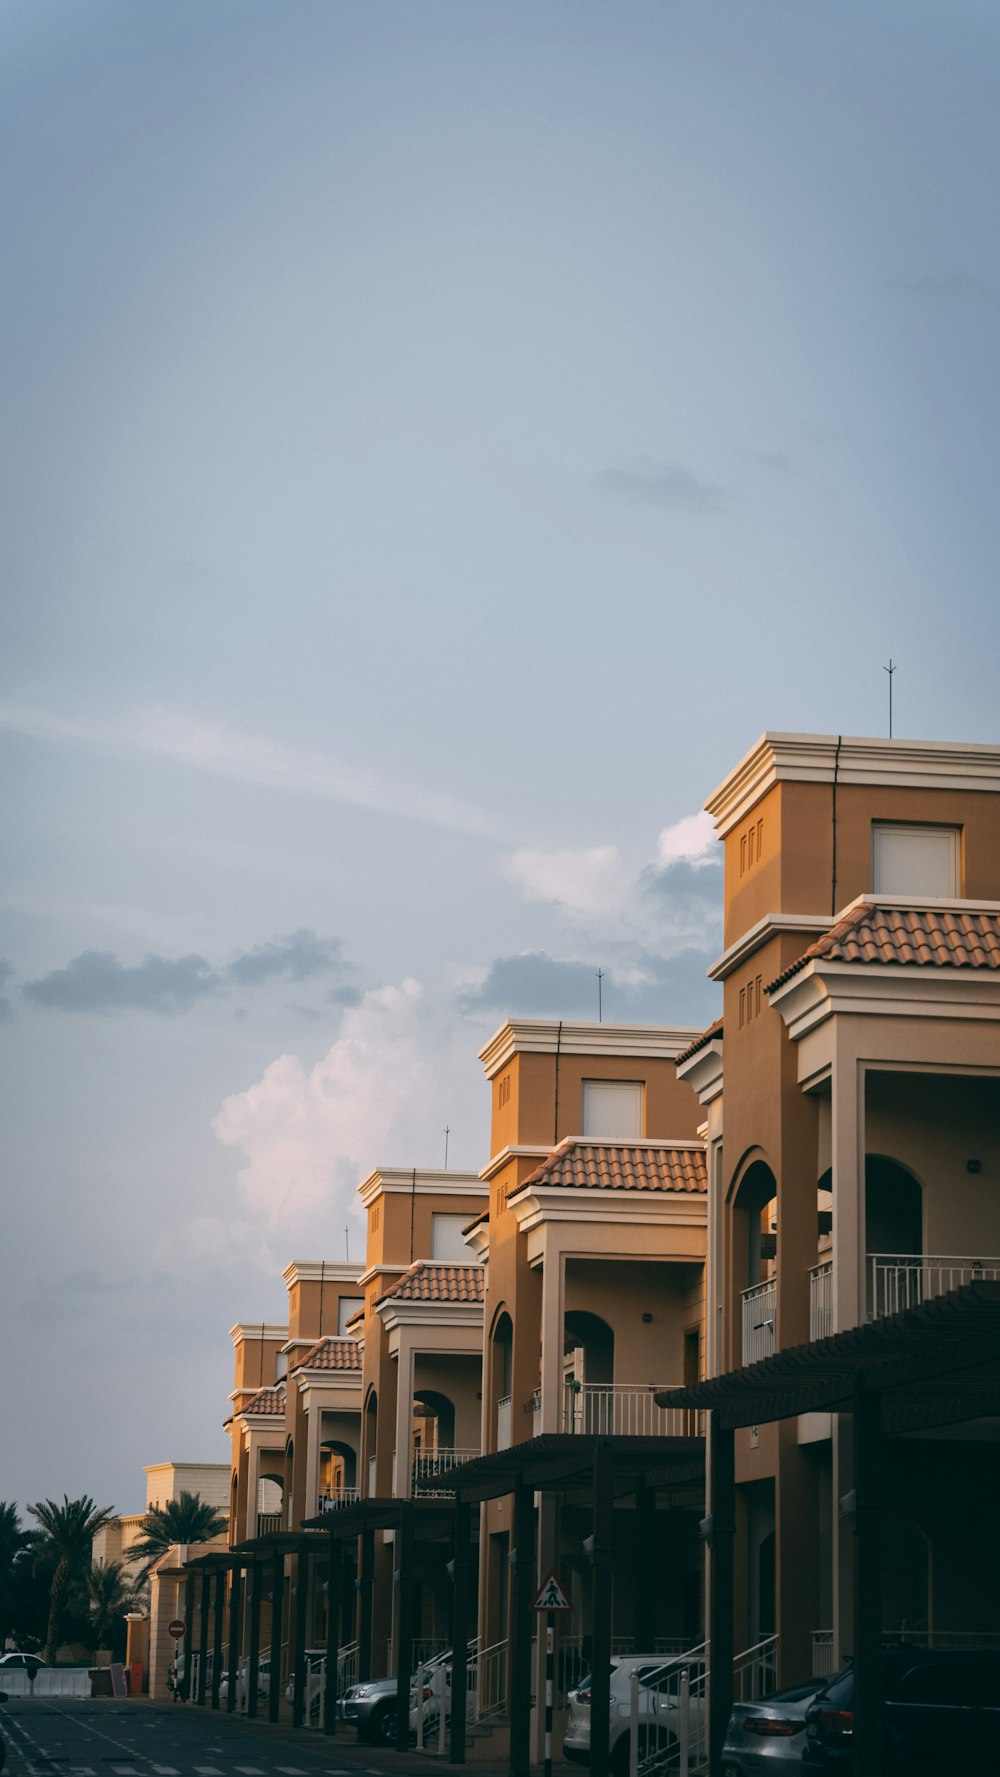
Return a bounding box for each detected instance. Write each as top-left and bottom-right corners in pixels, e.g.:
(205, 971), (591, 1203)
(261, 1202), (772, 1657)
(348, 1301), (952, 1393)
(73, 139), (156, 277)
(872, 824), (960, 897)
(431, 1213), (472, 1261)
(581, 1080), (643, 1139)
(338, 1297), (363, 1335)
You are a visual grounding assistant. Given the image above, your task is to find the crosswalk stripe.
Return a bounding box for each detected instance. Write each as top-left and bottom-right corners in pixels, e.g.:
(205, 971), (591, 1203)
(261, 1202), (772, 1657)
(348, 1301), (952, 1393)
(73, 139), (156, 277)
(275, 1768), (309, 1774)
(234, 1767), (265, 1773)
(194, 1768), (224, 1775)
(152, 1768), (180, 1774)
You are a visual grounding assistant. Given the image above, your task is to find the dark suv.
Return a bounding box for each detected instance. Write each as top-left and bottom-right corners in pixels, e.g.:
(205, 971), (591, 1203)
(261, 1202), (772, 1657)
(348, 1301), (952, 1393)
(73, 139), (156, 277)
(803, 1648), (1000, 1773)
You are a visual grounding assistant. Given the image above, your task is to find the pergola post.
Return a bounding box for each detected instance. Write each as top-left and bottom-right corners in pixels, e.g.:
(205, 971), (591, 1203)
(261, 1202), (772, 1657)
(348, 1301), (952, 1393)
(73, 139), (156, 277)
(589, 1441), (614, 1777)
(226, 1558), (242, 1714)
(291, 1545), (311, 1729)
(449, 1496), (471, 1765)
(247, 1559), (263, 1718)
(268, 1549), (284, 1724)
(358, 1527), (375, 1682)
(196, 1569), (211, 1703)
(707, 1415), (735, 1777)
(181, 1566), (196, 1701)
(394, 1507), (416, 1753)
(323, 1537), (340, 1735)
(852, 1375), (882, 1777)
(211, 1566), (226, 1708)
(633, 1484), (656, 1651)
(508, 1478), (535, 1777)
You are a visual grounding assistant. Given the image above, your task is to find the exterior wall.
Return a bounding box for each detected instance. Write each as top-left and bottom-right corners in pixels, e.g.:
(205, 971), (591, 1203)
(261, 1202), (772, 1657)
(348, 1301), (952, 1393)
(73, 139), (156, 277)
(144, 1462), (230, 1515)
(865, 1069), (1000, 1254)
(564, 1256), (703, 1383)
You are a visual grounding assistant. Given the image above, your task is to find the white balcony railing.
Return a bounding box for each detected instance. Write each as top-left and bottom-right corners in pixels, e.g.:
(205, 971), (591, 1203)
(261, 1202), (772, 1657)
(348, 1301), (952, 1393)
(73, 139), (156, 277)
(809, 1261), (833, 1341)
(741, 1277), (776, 1364)
(317, 1487), (359, 1513)
(412, 1448), (481, 1495)
(563, 1382), (703, 1438)
(496, 1394), (512, 1450)
(527, 1386), (542, 1436)
(870, 1253), (1000, 1319)
(367, 1453), (377, 1497)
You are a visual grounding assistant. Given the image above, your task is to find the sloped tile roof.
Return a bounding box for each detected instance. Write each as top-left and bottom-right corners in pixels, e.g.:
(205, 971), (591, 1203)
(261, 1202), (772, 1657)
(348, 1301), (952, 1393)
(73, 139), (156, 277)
(462, 1209), (489, 1235)
(515, 1140), (707, 1196)
(293, 1336), (362, 1373)
(675, 1017), (724, 1065)
(768, 903), (1000, 992)
(241, 1384), (285, 1416)
(380, 1261), (486, 1305)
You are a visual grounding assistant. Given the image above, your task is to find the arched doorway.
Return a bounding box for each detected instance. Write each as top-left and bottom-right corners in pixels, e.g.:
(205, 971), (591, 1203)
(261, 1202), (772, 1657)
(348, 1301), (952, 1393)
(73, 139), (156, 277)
(563, 1310), (615, 1433)
(732, 1160), (778, 1362)
(866, 1157), (922, 1315)
(491, 1312), (513, 1450)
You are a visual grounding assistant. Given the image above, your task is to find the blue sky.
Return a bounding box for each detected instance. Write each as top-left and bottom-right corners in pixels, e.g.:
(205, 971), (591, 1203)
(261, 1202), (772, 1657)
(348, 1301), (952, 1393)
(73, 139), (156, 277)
(3, 0), (1000, 1509)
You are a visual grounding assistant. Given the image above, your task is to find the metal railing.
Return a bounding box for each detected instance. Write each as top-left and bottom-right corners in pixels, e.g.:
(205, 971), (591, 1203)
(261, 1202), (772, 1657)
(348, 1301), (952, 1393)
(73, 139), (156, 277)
(317, 1487), (359, 1513)
(472, 1637), (508, 1722)
(809, 1261), (833, 1341)
(563, 1382), (703, 1438)
(870, 1253), (1000, 1319)
(496, 1394), (512, 1450)
(625, 1643), (708, 1777)
(811, 1626), (1000, 1678)
(733, 1633), (778, 1702)
(296, 1640), (358, 1731)
(811, 1630), (835, 1677)
(256, 1511), (282, 1537)
(412, 1448), (481, 1496)
(741, 1277), (776, 1364)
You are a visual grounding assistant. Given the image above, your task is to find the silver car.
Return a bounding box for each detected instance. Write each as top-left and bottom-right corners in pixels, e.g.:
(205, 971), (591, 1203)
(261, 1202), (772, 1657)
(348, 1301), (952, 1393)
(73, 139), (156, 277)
(337, 1675), (400, 1744)
(723, 1678), (829, 1775)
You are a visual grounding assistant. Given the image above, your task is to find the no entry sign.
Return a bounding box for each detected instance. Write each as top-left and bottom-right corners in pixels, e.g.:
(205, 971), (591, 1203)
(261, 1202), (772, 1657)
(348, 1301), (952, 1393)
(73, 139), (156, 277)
(168, 1619), (186, 1638)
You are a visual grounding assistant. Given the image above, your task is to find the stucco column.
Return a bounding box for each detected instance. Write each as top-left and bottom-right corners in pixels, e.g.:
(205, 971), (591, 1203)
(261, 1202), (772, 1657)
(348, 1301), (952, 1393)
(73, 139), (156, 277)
(246, 1436), (262, 1540)
(831, 1037), (866, 1332)
(304, 1391), (322, 1522)
(539, 1249), (563, 1433)
(393, 1333), (416, 1497)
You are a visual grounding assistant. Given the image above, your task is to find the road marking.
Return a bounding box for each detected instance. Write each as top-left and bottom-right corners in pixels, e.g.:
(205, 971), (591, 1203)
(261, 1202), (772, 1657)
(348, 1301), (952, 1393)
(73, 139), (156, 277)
(194, 1768), (224, 1775)
(152, 1768), (180, 1774)
(234, 1767), (266, 1773)
(275, 1769), (310, 1774)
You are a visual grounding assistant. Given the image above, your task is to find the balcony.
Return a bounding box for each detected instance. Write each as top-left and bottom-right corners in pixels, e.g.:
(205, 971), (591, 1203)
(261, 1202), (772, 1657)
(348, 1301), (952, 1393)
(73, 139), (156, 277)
(741, 1277), (776, 1364)
(412, 1448), (481, 1496)
(496, 1394), (513, 1450)
(563, 1382), (703, 1438)
(317, 1487), (359, 1513)
(810, 1260), (833, 1340)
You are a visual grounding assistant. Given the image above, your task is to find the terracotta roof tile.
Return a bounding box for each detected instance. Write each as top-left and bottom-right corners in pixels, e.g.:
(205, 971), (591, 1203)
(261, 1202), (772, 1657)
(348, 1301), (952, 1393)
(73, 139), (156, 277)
(293, 1336), (362, 1373)
(241, 1384), (285, 1416)
(768, 903), (1000, 992)
(675, 1017), (723, 1065)
(462, 1210), (489, 1235)
(514, 1140), (707, 1196)
(379, 1262), (486, 1305)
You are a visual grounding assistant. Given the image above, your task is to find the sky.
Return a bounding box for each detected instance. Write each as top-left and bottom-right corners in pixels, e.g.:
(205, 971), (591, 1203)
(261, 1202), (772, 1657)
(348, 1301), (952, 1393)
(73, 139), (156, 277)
(3, 0), (1000, 1512)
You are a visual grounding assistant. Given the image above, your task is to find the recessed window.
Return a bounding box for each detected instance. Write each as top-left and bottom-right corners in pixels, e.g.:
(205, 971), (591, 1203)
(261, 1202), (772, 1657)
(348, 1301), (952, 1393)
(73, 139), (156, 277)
(872, 824), (960, 898)
(431, 1213), (472, 1261)
(581, 1080), (643, 1139)
(338, 1297), (363, 1336)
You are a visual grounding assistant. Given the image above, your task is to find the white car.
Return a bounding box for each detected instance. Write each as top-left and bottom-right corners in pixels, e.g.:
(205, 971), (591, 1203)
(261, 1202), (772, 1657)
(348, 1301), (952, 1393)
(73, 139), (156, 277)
(0, 1654), (46, 1673)
(564, 1651), (706, 1777)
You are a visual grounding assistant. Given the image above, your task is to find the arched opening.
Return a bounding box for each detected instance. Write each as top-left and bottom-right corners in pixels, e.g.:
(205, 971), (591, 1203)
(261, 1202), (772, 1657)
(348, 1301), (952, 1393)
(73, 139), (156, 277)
(413, 1389), (455, 1453)
(320, 1438), (358, 1500)
(866, 1155), (922, 1257)
(491, 1312), (513, 1450)
(563, 1308), (614, 1385)
(257, 1470), (284, 1537)
(365, 1390), (378, 1496)
(733, 1161), (778, 1362)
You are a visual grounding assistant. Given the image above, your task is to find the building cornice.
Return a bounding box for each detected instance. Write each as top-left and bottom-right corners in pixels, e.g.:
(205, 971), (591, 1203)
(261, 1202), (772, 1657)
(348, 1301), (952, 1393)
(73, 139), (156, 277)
(478, 1020), (704, 1078)
(770, 957), (1000, 1043)
(479, 1144), (554, 1182)
(378, 1301), (485, 1334)
(709, 913), (834, 982)
(282, 1260), (363, 1289)
(357, 1168), (484, 1208)
(676, 1041), (724, 1105)
(706, 732), (1000, 838)
(511, 1184), (708, 1235)
(229, 1322), (287, 1345)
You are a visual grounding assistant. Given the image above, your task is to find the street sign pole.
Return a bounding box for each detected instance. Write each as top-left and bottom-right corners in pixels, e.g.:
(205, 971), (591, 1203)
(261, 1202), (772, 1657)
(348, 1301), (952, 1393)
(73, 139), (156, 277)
(544, 1616), (555, 1777)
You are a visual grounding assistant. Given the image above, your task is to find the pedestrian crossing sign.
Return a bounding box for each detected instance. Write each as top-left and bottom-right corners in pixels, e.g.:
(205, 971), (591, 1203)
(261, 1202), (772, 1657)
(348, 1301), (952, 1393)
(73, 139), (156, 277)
(532, 1571), (573, 1612)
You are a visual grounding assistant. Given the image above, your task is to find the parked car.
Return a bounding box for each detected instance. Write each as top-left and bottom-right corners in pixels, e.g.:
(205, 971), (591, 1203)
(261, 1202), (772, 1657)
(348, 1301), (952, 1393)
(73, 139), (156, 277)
(724, 1677), (830, 1774)
(564, 1651), (707, 1777)
(218, 1656), (270, 1705)
(0, 1653), (46, 1673)
(284, 1649), (327, 1719)
(802, 1649), (1000, 1773)
(407, 1642), (480, 1738)
(337, 1674), (401, 1744)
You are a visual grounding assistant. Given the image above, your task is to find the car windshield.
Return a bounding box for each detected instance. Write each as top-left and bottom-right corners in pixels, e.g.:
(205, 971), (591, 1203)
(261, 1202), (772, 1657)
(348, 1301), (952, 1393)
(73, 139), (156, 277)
(814, 1672), (853, 1707)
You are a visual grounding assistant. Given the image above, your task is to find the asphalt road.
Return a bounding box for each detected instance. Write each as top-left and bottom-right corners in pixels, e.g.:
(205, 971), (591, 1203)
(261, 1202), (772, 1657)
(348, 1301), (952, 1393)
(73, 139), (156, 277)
(0, 1699), (500, 1777)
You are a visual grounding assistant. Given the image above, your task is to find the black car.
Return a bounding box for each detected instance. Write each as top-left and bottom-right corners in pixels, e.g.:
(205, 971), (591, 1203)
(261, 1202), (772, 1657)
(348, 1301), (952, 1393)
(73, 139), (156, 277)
(803, 1648), (1000, 1774)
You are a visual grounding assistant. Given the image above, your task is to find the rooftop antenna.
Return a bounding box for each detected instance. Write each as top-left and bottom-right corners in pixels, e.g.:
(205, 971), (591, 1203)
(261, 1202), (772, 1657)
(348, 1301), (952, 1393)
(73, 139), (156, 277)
(596, 968), (605, 1023)
(883, 657), (897, 739)
(443, 1124), (450, 1169)
(344, 1224), (350, 1264)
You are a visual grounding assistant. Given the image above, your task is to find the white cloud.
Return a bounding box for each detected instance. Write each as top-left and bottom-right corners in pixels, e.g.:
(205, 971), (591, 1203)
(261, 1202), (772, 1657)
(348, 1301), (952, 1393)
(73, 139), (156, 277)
(656, 810), (717, 868)
(0, 699), (498, 840)
(208, 978), (488, 1256)
(504, 844), (632, 921)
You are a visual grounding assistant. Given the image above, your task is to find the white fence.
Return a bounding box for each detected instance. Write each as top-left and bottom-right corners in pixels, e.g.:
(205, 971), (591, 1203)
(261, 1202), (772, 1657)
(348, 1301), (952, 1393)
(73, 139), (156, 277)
(412, 1449), (481, 1496)
(563, 1384), (703, 1439)
(317, 1488), (359, 1513)
(741, 1278), (776, 1364)
(0, 1667), (92, 1697)
(870, 1253), (1000, 1319)
(809, 1261), (833, 1341)
(496, 1395), (512, 1450)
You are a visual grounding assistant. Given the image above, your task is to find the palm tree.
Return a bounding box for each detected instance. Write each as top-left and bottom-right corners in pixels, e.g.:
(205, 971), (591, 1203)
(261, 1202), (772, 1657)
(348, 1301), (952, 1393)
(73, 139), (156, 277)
(127, 1492), (227, 1581)
(0, 1503), (37, 1642)
(87, 1559), (141, 1654)
(27, 1496), (116, 1663)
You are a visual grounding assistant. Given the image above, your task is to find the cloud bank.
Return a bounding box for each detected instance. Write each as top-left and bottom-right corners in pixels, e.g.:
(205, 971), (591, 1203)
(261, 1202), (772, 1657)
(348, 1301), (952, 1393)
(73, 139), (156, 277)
(20, 927), (352, 1014)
